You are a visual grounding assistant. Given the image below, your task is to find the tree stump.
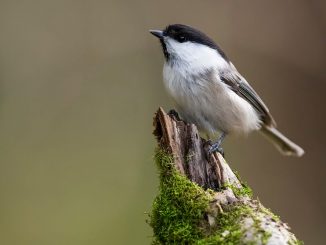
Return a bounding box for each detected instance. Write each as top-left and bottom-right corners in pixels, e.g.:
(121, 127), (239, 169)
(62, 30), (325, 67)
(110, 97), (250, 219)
(149, 107), (302, 245)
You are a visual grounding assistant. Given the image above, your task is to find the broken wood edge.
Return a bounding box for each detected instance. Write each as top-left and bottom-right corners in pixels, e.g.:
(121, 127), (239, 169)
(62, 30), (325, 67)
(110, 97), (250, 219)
(151, 107), (302, 245)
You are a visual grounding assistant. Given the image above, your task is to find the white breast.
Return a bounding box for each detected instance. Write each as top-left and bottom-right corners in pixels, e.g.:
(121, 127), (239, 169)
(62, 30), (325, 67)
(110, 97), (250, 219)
(162, 40), (261, 136)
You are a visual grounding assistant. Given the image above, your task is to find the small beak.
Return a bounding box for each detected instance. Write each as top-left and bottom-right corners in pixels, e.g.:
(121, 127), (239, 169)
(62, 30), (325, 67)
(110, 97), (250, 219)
(149, 30), (164, 39)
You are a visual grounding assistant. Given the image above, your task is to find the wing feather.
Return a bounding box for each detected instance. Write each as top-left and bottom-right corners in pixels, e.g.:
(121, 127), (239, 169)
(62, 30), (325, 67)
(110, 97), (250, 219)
(221, 70), (276, 127)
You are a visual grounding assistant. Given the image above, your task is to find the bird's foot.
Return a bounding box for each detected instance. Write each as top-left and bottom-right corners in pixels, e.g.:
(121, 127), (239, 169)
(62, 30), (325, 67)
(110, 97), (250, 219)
(208, 143), (224, 156)
(208, 132), (226, 157)
(168, 109), (181, 121)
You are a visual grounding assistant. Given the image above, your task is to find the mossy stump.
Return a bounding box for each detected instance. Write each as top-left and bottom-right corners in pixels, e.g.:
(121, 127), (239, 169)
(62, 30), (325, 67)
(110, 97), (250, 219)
(149, 108), (302, 245)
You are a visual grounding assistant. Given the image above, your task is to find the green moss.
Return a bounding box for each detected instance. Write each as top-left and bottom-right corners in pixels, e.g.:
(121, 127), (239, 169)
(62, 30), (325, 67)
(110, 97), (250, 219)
(288, 239), (304, 245)
(148, 150), (282, 245)
(230, 171), (254, 198)
(250, 211), (272, 245)
(149, 149), (213, 244)
(197, 203), (273, 245)
(259, 205), (280, 222)
(261, 232), (272, 244)
(223, 183), (253, 198)
(149, 150), (262, 244)
(197, 204), (252, 244)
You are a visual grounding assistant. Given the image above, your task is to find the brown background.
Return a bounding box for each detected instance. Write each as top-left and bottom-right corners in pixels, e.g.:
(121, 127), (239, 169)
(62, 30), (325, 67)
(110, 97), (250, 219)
(0, 0), (325, 244)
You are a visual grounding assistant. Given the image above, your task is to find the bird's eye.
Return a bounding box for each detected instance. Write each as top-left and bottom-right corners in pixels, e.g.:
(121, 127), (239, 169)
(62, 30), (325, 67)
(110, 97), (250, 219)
(177, 35), (186, 42)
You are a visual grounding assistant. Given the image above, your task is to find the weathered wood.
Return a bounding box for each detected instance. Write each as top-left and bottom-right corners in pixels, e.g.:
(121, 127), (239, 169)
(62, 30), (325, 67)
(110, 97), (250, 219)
(153, 107), (241, 191)
(151, 107), (301, 245)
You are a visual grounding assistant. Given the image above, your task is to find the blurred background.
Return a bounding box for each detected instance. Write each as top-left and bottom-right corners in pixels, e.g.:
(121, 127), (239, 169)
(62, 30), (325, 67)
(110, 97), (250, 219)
(0, 0), (325, 244)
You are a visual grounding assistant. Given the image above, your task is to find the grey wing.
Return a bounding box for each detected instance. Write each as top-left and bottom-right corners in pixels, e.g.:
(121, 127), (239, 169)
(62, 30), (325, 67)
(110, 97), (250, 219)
(221, 70), (276, 127)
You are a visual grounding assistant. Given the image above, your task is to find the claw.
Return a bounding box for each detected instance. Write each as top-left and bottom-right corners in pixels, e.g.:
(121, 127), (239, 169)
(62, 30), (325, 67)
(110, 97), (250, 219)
(208, 132), (226, 157)
(168, 109), (181, 121)
(208, 145), (224, 157)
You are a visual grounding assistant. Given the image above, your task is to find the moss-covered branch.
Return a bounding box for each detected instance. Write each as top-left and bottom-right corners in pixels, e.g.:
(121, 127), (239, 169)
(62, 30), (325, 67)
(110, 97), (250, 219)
(148, 108), (302, 245)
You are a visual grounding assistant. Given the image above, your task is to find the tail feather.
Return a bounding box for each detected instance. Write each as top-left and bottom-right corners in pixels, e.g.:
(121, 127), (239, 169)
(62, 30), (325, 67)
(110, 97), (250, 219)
(260, 126), (304, 157)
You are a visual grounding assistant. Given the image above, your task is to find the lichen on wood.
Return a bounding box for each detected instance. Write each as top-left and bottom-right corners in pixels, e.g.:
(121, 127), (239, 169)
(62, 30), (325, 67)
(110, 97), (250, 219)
(148, 107), (302, 245)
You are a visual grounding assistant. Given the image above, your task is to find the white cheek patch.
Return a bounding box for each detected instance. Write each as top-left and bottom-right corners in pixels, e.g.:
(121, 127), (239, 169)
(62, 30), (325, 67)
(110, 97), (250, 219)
(164, 37), (229, 72)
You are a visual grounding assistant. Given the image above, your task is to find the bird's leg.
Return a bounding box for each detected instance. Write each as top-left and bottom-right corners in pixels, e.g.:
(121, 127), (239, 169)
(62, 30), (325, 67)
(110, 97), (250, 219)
(208, 132), (226, 155)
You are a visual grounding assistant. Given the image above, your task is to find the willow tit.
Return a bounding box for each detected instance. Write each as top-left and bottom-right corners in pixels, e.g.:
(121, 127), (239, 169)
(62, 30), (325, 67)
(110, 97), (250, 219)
(150, 24), (304, 157)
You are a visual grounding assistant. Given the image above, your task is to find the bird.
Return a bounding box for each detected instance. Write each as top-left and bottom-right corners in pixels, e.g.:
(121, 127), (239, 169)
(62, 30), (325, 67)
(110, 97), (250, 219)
(150, 24), (304, 157)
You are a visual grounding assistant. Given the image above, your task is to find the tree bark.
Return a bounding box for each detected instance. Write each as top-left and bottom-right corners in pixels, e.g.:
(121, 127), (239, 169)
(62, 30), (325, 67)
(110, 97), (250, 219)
(150, 107), (301, 245)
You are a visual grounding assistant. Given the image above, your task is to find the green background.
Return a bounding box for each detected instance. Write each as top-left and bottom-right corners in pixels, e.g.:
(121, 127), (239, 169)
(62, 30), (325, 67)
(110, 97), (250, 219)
(0, 0), (325, 244)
